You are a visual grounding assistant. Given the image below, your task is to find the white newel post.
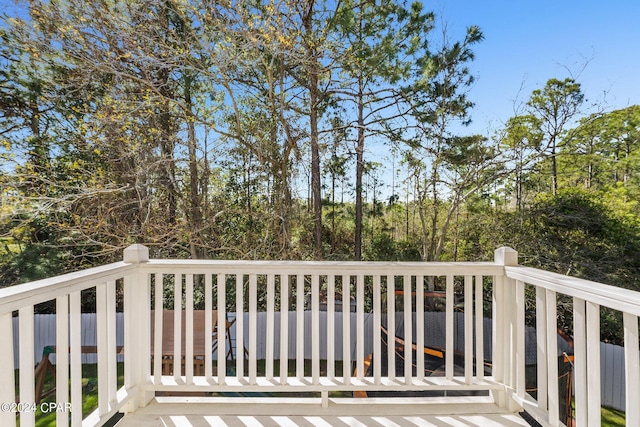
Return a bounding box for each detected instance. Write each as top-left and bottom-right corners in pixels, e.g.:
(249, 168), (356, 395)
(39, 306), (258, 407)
(493, 247), (520, 410)
(122, 244), (153, 412)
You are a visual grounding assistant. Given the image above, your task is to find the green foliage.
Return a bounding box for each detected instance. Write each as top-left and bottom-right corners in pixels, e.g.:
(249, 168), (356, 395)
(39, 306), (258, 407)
(457, 188), (640, 343)
(1, 1), (640, 350)
(364, 233), (421, 261)
(525, 77), (585, 194)
(558, 105), (640, 198)
(0, 214), (64, 286)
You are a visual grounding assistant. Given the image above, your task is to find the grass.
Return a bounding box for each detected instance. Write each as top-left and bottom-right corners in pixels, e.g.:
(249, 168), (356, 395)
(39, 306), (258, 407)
(16, 363), (124, 427)
(569, 397), (626, 426)
(601, 406), (626, 426)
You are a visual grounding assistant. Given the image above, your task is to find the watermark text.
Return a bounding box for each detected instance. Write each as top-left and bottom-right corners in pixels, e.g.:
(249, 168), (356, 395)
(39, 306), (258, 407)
(1, 402), (72, 413)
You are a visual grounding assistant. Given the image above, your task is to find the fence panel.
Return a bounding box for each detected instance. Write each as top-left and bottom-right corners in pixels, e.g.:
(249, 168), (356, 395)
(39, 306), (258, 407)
(20, 312), (482, 364)
(600, 342), (625, 411)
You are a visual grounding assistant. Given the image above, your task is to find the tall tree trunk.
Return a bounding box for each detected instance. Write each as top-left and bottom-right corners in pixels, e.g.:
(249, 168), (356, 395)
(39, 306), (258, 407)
(516, 148), (523, 210)
(428, 161), (439, 261)
(303, 2), (323, 259)
(184, 73), (203, 259)
(551, 136), (558, 195)
(434, 196), (460, 262)
(354, 82), (365, 260)
(417, 197), (429, 261)
(28, 106), (48, 174)
(156, 67), (177, 226)
(331, 166), (337, 254)
(310, 73), (322, 258)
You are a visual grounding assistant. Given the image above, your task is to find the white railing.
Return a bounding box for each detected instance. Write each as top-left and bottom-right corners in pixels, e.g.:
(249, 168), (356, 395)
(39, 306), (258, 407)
(503, 263), (640, 427)
(0, 257), (139, 427)
(1, 245), (639, 427)
(141, 256), (502, 398)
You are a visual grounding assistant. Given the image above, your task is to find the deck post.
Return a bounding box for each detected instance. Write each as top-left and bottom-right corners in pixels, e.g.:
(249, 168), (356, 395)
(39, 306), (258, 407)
(122, 245), (153, 411)
(493, 247), (520, 411)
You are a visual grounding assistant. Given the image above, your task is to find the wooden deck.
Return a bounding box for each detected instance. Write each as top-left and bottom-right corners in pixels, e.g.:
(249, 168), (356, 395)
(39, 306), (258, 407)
(115, 396), (533, 427)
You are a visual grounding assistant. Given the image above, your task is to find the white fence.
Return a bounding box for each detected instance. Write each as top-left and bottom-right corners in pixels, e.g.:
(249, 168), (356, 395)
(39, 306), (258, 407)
(600, 342), (626, 411)
(16, 311), (469, 365)
(12, 313), (125, 365)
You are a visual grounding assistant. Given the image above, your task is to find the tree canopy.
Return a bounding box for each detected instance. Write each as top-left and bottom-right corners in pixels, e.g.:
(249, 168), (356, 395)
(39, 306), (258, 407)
(1, 1), (640, 331)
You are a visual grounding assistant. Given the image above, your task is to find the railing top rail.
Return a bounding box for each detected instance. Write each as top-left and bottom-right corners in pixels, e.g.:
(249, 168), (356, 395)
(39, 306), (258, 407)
(505, 265), (640, 316)
(142, 259), (504, 276)
(0, 261), (135, 315)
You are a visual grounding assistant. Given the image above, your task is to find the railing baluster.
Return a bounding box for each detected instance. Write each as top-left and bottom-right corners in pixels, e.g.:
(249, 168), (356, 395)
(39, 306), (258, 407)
(216, 273), (226, 385)
(249, 274), (257, 384)
(492, 271), (504, 387)
(0, 312), (14, 427)
(403, 275), (412, 384)
(104, 279), (116, 410)
(475, 275), (484, 381)
(280, 275), (289, 385)
(70, 292), (82, 426)
(153, 274), (163, 383)
(536, 287), (548, 411)
(266, 274), (275, 381)
(356, 274), (364, 382)
(515, 280), (525, 398)
(342, 275), (351, 384)
(586, 301), (601, 427)
(327, 274), (335, 381)
(465, 275), (473, 384)
(573, 297), (587, 427)
(18, 305), (35, 427)
(205, 274), (213, 379)
(107, 281), (118, 404)
(387, 274), (395, 382)
(624, 312), (640, 426)
(416, 275), (424, 382)
(506, 276), (516, 389)
(185, 274), (194, 384)
(373, 275), (381, 384)
(56, 296), (69, 427)
(312, 274), (320, 384)
(0, 312), (15, 427)
(545, 290), (559, 426)
(96, 283), (108, 415)
(446, 275), (454, 379)
(173, 274), (182, 380)
(296, 274), (304, 380)
(235, 274), (244, 379)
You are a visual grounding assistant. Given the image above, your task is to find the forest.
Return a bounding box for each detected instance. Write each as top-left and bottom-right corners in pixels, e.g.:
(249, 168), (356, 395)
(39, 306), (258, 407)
(1, 0), (639, 323)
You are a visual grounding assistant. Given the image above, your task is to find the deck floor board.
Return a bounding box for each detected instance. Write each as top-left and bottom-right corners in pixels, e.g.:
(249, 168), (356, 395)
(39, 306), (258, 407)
(115, 397), (533, 427)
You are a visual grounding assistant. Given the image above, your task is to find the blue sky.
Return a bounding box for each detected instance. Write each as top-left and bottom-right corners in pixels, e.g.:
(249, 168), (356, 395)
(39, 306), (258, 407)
(3, 0), (638, 198)
(430, 0), (640, 134)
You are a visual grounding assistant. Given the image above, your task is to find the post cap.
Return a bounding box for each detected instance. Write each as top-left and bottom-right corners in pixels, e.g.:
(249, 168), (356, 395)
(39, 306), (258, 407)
(123, 244), (149, 263)
(494, 246), (518, 266)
